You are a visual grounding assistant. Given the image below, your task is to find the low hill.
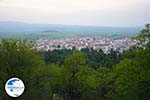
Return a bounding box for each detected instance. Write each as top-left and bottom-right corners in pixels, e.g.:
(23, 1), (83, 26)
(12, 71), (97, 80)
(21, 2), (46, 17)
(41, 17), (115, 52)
(0, 21), (142, 40)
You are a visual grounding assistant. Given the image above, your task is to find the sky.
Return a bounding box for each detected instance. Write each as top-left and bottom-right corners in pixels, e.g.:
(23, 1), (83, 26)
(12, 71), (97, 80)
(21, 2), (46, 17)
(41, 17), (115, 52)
(0, 0), (149, 26)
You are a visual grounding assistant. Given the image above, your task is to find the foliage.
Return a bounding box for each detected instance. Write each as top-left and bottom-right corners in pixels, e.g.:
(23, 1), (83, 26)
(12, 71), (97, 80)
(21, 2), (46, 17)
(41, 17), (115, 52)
(45, 48), (121, 69)
(136, 24), (150, 47)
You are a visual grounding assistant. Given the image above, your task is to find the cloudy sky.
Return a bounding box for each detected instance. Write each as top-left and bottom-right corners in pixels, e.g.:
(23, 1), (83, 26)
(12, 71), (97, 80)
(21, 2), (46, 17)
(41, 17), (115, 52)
(0, 0), (149, 26)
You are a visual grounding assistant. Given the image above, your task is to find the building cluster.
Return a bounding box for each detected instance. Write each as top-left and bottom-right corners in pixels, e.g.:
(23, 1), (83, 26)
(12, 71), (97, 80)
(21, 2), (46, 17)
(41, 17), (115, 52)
(35, 37), (137, 54)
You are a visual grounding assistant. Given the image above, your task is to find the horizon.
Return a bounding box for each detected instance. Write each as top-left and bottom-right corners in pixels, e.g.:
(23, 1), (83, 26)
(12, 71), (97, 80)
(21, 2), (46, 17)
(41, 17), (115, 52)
(0, 0), (150, 27)
(0, 20), (145, 28)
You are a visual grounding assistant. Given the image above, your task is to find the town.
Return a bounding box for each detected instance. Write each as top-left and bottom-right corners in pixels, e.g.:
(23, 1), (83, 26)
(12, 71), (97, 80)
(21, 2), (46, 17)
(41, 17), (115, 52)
(36, 37), (137, 54)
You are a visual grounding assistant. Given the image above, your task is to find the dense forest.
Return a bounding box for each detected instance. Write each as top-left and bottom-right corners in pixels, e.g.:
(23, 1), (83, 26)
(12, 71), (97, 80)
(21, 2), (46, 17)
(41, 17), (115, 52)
(0, 24), (150, 100)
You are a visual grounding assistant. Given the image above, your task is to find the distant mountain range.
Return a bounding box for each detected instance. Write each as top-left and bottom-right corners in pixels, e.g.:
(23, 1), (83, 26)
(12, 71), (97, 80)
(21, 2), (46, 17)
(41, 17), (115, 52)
(0, 21), (143, 40)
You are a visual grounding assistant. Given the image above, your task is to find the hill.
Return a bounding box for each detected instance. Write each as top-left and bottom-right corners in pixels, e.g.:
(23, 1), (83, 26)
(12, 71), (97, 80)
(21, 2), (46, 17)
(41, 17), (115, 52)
(0, 21), (142, 40)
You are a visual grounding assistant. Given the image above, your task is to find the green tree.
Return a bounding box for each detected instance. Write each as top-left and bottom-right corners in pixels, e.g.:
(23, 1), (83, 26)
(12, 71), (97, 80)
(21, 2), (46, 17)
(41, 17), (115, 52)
(137, 24), (150, 47)
(0, 39), (43, 99)
(60, 50), (86, 100)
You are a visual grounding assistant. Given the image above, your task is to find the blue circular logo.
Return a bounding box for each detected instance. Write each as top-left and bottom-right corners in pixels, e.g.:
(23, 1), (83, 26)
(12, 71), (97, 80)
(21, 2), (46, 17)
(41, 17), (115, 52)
(5, 78), (25, 97)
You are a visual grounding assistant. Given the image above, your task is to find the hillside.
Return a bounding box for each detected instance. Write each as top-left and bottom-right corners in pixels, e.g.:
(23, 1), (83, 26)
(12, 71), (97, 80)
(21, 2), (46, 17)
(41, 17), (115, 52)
(0, 21), (142, 40)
